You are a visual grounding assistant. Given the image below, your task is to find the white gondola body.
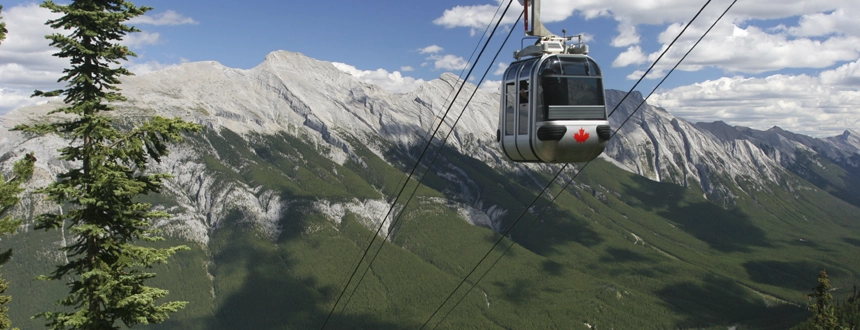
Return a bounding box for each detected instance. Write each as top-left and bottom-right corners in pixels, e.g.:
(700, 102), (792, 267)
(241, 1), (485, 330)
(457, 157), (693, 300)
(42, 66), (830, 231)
(497, 53), (611, 163)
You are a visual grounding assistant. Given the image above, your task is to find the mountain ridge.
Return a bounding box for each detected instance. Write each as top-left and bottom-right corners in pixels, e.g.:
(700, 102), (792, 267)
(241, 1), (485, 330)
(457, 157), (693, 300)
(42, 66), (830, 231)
(4, 49), (859, 216)
(1, 49), (859, 329)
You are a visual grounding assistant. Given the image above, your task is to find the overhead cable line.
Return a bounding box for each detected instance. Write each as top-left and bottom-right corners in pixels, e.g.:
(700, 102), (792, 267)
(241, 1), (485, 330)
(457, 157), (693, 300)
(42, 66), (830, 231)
(419, 0), (508, 143)
(329, 2), (510, 303)
(319, 1), (517, 328)
(421, 0), (737, 327)
(432, 4), (738, 325)
(607, 0), (713, 118)
(336, 10), (525, 323)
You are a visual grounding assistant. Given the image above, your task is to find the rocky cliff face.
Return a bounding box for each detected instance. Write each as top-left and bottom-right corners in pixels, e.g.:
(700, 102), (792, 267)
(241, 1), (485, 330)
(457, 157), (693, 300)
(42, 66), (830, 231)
(1, 50), (857, 244)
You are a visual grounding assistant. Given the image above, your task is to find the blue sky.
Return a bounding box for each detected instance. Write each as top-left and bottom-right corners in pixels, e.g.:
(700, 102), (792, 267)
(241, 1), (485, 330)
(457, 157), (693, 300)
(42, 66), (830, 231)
(1, 0), (859, 137)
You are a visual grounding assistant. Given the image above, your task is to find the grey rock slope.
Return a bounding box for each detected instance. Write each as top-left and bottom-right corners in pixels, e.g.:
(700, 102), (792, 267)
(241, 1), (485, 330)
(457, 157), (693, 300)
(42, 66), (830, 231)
(1, 50), (857, 242)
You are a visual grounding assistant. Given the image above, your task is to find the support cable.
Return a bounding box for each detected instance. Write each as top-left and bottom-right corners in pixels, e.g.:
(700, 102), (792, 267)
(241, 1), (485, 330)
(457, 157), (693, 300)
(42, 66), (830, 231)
(319, 1), (517, 328)
(421, 0), (738, 327)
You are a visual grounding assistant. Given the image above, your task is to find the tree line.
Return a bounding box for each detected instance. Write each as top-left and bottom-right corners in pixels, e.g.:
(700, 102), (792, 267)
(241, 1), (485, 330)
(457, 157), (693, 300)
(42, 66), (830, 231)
(0, 1), (199, 329)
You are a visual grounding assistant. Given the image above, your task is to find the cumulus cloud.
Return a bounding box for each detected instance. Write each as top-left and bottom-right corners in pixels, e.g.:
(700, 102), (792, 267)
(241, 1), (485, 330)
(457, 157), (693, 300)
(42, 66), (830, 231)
(650, 60), (860, 137)
(479, 80), (501, 94)
(820, 58), (860, 85)
(493, 62), (508, 75)
(401, 66), (414, 72)
(635, 19), (860, 77)
(124, 31), (161, 47)
(612, 46), (646, 68)
(331, 63), (426, 93)
(128, 10), (198, 26)
(127, 60), (180, 75)
(433, 3), (522, 29)
(425, 54), (470, 71)
(0, 4), (191, 113)
(574, 32), (595, 43)
(0, 88), (59, 114)
(0, 4), (66, 90)
(419, 45), (444, 54)
(788, 9), (860, 37)
(625, 69), (664, 80)
(611, 22), (639, 47)
(435, 0), (860, 74)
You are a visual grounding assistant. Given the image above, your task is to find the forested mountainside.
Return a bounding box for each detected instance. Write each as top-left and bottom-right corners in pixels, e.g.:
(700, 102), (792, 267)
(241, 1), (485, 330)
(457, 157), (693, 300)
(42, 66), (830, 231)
(1, 50), (858, 329)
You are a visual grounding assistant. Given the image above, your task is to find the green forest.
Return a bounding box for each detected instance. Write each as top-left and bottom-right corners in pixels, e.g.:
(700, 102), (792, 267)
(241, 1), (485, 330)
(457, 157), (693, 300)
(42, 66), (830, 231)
(1, 1), (859, 330)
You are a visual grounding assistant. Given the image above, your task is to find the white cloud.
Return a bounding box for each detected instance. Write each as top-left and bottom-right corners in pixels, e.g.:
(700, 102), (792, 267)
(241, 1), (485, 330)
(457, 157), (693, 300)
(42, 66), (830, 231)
(479, 80), (501, 94)
(642, 20), (860, 75)
(0, 4), (66, 90)
(124, 31), (161, 47)
(611, 21), (639, 47)
(401, 66), (414, 72)
(650, 60), (860, 137)
(128, 10), (198, 26)
(493, 62), (508, 76)
(0, 4), (187, 91)
(0, 4), (188, 113)
(0, 88), (59, 114)
(574, 32), (595, 43)
(426, 54), (470, 71)
(433, 3), (522, 29)
(820, 58), (860, 85)
(331, 63), (426, 93)
(127, 60), (179, 75)
(436, 0), (860, 30)
(612, 46), (646, 68)
(419, 45), (444, 54)
(625, 69), (664, 80)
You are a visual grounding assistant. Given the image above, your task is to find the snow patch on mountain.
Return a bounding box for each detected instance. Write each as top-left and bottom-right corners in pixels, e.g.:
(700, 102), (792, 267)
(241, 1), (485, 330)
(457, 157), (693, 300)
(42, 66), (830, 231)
(1, 49), (857, 242)
(457, 203), (507, 232)
(314, 199), (392, 235)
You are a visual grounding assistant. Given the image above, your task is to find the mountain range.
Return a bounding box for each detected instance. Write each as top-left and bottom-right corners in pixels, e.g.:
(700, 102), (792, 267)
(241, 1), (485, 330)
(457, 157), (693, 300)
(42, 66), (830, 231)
(0, 50), (858, 329)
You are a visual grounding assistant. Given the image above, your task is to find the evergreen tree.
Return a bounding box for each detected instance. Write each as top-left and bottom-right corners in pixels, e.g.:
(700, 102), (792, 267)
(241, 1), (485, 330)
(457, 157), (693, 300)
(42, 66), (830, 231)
(14, 1), (201, 329)
(0, 154), (36, 330)
(1, 7), (37, 329)
(807, 270), (840, 330)
(1, 5), (7, 43)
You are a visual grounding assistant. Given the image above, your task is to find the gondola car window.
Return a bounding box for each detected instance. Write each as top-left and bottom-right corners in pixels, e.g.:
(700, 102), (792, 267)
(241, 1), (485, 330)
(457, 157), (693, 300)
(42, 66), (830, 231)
(505, 82), (515, 136)
(536, 82), (545, 122)
(517, 60), (536, 134)
(561, 58), (588, 76)
(518, 80), (529, 134)
(537, 55), (607, 120)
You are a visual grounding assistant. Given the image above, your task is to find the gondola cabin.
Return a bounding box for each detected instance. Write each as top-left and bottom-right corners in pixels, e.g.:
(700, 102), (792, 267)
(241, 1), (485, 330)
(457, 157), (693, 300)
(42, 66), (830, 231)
(497, 52), (611, 163)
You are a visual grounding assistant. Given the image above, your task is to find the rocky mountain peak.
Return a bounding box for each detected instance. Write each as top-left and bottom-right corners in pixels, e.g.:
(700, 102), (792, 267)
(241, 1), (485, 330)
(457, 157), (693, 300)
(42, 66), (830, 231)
(4, 51), (859, 209)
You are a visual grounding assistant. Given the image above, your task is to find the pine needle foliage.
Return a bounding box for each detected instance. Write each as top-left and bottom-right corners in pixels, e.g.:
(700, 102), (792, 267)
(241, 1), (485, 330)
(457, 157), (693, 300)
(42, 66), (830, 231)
(13, 1), (201, 329)
(0, 154), (36, 330)
(1, 7), (37, 329)
(807, 270), (840, 330)
(0, 5), (7, 43)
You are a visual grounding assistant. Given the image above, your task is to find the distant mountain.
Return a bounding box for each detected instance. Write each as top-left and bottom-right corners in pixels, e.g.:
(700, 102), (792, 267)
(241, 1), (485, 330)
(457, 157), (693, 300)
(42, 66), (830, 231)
(1, 50), (858, 329)
(694, 121), (860, 207)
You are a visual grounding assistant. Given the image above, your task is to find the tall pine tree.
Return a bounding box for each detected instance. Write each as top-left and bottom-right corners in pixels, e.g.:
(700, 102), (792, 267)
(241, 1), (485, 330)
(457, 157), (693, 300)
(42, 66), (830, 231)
(14, 1), (201, 329)
(0, 154), (36, 330)
(0, 5), (7, 43)
(807, 270), (840, 330)
(1, 6), (37, 329)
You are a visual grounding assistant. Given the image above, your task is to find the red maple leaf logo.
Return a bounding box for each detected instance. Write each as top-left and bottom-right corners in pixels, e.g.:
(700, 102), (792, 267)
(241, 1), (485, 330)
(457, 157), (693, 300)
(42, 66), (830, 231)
(573, 128), (589, 143)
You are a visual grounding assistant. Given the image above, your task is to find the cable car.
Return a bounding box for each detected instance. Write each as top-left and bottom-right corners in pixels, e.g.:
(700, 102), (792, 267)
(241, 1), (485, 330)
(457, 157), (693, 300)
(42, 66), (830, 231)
(497, 0), (611, 163)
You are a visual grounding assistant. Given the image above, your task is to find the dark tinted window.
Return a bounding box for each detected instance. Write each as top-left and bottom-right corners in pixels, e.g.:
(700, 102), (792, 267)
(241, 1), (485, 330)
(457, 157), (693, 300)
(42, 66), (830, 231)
(505, 83), (515, 135)
(539, 55), (602, 77)
(542, 77), (605, 106)
(505, 62), (523, 81)
(519, 59), (536, 80)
